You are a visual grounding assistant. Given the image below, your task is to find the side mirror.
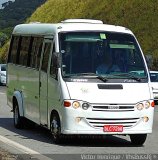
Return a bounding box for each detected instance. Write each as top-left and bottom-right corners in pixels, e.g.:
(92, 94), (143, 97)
(145, 54), (153, 69)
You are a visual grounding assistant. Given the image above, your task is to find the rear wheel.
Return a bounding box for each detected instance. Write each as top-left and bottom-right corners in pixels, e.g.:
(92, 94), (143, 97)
(130, 134), (147, 145)
(13, 103), (24, 129)
(50, 113), (62, 144)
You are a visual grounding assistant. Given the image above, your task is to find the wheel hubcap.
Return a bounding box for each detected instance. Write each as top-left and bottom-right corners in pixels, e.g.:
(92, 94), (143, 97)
(51, 118), (59, 139)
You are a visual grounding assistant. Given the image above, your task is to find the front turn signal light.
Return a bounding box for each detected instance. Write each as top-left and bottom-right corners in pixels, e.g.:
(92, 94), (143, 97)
(64, 101), (71, 107)
(151, 101), (155, 107)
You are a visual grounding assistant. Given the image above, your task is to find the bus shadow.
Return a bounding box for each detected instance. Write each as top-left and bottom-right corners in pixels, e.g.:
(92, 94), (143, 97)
(0, 118), (142, 147)
(0, 118), (53, 144)
(60, 135), (135, 147)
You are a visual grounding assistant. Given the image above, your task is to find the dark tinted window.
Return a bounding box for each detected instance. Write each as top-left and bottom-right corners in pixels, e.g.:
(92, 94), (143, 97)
(60, 32), (147, 78)
(41, 43), (51, 72)
(19, 37), (31, 66)
(8, 35), (43, 68)
(30, 37), (43, 69)
(50, 44), (58, 77)
(9, 36), (21, 64)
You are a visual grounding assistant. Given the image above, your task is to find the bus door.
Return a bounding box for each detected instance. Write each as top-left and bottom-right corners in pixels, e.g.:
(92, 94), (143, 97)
(39, 39), (53, 126)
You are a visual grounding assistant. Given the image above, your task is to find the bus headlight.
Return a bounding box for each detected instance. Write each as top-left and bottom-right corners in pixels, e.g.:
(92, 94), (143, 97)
(144, 101), (150, 109)
(72, 101), (80, 109)
(82, 103), (90, 110)
(136, 103), (144, 110)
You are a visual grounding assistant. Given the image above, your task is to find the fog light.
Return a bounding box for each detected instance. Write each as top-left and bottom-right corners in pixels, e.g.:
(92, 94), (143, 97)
(143, 116), (149, 122)
(72, 101), (80, 109)
(82, 103), (90, 110)
(136, 103), (144, 110)
(75, 117), (81, 123)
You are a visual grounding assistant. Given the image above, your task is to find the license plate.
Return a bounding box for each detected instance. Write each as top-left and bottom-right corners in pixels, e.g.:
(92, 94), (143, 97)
(103, 125), (123, 132)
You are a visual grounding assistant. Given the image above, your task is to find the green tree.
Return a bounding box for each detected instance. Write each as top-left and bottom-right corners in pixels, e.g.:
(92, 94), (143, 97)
(0, 32), (8, 47)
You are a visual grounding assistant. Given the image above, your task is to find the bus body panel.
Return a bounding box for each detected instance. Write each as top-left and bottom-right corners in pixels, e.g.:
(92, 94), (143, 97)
(7, 64), (40, 124)
(65, 82), (151, 104)
(47, 75), (61, 129)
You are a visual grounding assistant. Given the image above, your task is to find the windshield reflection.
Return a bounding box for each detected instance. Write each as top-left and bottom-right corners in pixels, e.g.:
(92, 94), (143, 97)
(60, 32), (147, 79)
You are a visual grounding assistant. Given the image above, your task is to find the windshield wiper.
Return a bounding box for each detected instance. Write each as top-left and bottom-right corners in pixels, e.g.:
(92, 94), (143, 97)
(111, 73), (141, 82)
(65, 73), (108, 82)
(77, 73), (108, 82)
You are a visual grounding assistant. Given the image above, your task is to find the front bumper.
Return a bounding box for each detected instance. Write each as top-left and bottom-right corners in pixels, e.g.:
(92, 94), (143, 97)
(61, 105), (154, 135)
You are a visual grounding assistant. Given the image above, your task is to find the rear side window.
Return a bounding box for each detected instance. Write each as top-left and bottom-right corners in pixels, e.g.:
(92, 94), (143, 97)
(18, 36), (31, 66)
(8, 35), (43, 69)
(8, 36), (21, 64)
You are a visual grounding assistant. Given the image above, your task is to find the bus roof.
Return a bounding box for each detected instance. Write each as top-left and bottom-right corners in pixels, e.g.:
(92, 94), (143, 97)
(12, 19), (133, 36)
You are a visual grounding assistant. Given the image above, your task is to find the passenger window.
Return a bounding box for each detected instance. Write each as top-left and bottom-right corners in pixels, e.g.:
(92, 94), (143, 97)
(27, 37), (34, 67)
(9, 36), (21, 64)
(19, 36), (31, 66)
(30, 37), (43, 69)
(50, 44), (58, 78)
(41, 43), (51, 72)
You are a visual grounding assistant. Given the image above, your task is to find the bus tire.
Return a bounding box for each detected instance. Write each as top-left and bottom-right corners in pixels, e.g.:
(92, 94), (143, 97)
(130, 134), (147, 145)
(50, 113), (62, 144)
(13, 102), (24, 129)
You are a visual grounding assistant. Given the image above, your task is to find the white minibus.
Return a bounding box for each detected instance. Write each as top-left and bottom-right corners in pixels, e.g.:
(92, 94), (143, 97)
(7, 19), (154, 144)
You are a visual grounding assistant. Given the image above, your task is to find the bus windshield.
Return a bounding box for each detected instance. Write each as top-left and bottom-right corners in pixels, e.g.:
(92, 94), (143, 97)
(60, 32), (147, 79)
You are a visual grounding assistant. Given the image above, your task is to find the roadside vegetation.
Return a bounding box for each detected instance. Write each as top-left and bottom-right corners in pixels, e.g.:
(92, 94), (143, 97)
(0, 0), (46, 62)
(0, 0), (158, 70)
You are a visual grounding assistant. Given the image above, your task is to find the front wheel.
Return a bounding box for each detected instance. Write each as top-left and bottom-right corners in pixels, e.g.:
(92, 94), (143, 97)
(130, 134), (147, 145)
(13, 103), (24, 129)
(50, 114), (62, 144)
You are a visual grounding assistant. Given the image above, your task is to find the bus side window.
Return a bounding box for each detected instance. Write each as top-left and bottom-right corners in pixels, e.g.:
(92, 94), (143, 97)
(8, 36), (21, 64)
(50, 44), (58, 79)
(41, 43), (51, 72)
(19, 36), (31, 66)
(27, 37), (34, 67)
(30, 37), (43, 69)
(7, 36), (14, 63)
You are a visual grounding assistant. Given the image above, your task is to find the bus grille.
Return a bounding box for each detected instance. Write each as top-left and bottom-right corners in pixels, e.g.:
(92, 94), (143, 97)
(86, 117), (140, 129)
(92, 104), (135, 112)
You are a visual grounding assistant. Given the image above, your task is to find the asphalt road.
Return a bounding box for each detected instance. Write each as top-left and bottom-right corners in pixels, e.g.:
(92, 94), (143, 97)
(0, 86), (158, 160)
